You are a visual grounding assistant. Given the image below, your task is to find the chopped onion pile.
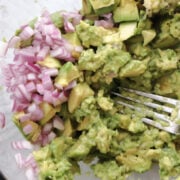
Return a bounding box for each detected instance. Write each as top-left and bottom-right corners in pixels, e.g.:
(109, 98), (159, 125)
(1, 10), (83, 146)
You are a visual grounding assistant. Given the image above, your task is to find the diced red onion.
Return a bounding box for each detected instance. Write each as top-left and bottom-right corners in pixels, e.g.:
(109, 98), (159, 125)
(0, 42), (8, 57)
(25, 62), (41, 73)
(41, 74), (54, 90)
(58, 91), (68, 103)
(19, 26), (34, 40)
(19, 113), (31, 122)
(12, 100), (29, 112)
(94, 20), (113, 28)
(36, 46), (50, 61)
(53, 116), (64, 130)
(64, 80), (77, 90)
(50, 47), (74, 61)
(64, 21), (75, 33)
(23, 124), (33, 135)
(32, 93), (43, 104)
(47, 131), (56, 142)
(14, 153), (24, 168)
(27, 103), (44, 121)
(0, 112), (5, 129)
(43, 68), (58, 77)
(24, 154), (37, 168)
(36, 83), (44, 95)
(18, 84), (32, 101)
(43, 90), (53, 104)
(25, 167), (37, 180)
(26, 82), (36, 92)
(42, 123), (53, 134)
(27, 73), (37, 81)
(12, 140), (33, 150)
(8, 36), (21, 48)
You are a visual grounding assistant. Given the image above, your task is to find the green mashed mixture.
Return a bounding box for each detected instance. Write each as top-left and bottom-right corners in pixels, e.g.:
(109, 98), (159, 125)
(11, 0), (180, 179)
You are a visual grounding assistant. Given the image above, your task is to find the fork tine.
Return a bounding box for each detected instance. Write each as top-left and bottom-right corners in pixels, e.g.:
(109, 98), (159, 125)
(116, 100), (171, 123)
(121, 87), (179, 106)
(142, 118), (180, 135)
(112, 92), (173, 114)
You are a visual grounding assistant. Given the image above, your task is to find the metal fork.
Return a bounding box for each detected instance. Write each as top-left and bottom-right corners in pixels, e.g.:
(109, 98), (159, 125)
(112, 87), (180, 135)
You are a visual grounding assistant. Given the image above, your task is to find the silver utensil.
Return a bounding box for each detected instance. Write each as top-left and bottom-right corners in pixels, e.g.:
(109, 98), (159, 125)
(112, 88), (180, 135)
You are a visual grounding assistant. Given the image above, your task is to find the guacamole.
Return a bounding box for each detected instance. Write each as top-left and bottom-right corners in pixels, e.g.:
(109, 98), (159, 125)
(3, 0), (180, 180)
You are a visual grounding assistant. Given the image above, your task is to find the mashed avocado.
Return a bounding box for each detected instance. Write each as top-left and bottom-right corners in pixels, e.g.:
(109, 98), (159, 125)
(13, 0), (180, 180)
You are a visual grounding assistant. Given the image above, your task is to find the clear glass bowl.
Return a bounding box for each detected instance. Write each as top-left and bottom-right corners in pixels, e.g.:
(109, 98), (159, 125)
(0, 1), (163, 179)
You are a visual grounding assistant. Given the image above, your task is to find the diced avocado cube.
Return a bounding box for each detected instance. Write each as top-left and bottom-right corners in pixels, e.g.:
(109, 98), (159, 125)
(89, 0), (115, 10)
(55, 62), (80, 87)
(119, 60), (147, 77)
(62, 119), (74, 137)
(113, 0), (139, 22)
(50, 11), (64, 29)
(39, 102), (57, 125)
(37, 56), (61, 68)
(77, 117), (91, 131)
(68, 83), (94, 113)
(119, 22), (137, 41)
(63, 33), (82, 59)
(142, 29), (156, 46)
(63, 32), (81, 47)
(81, 0), (94, 15)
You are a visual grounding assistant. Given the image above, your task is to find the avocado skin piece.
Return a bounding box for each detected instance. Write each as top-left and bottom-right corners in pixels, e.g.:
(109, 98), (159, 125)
(68, 83), (94, 113)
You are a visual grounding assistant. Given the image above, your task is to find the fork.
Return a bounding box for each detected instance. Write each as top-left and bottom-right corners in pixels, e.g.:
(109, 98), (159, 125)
(112, 87), (180, 135)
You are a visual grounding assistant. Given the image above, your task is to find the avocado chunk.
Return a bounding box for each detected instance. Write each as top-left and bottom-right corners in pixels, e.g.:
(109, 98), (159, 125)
(63, 32), (81, 47)
(37, 56), (61, 68)
(39, 102), (57, 125)
(119, 22), (137, 41)
(119, 60), (147, 78)
(62, 119), (74, 137)
(81, 0), (93, 15)
(50, 11), (64, 29)
(55, 62), (80, 88)
(68, 83), (94, 113)
(113, 0), (139, 22)
(142, 29), (156, 46)
(88, 0), (115, 15)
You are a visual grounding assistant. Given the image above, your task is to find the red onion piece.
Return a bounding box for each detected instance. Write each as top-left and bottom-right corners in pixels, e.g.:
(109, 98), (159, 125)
(0, 42), (8, 57)
(25, 62), (41, 73)
(64, 21), (75, 33)
(36, 83), (45, 95)
(42, 123), (53, 134)
(25, 167), (37, 180)
(36, 46), (50, 61)
(26, 82), (36, 93)
(19, 113), (31, 122)
(18, 84), (32, 101)
(23, 124), (33, 135)
(0, 112), (5, 129)
(41, 74), (54, 91)
(64, 80), (77, 90)
(53, 116), (64, 130)
(43, 68), (58, 77)
(47, 131), (56, 142)
(19, 26), (34, 40)
(94, 20), (114, 28)
(50, 47), (74, 61)
(27, 103), (44, 121)
(14, 153), (24, 168)
(12, 140), (33, 150)
(8, 36), (21, 48)
(32, 93), (43, 104)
